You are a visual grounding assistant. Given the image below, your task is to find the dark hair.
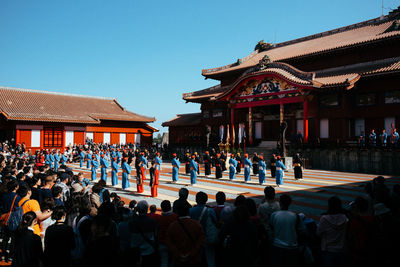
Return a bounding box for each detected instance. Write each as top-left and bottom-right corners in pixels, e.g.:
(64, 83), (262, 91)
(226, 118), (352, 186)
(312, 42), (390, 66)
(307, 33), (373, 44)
(195, 191), (208, 205)
(149, 204), (157, 213)
(102, 189), (111, 203)
(41, 198), (55, 212)
(264, 186), (275, 200)
(233, 205), (250, 224)
(175, 201), (190, 217)
(279, 194), (292, 210)
(234, 195), (246, 207)
(92, 184), (102, 194)
(52, 206), (67, 221)
(129, 200), (137, 209)
(160, 200), (171, 212)
(51, 186), (63, 198)
(6, 179), (19, 192)
(216, 191), (226, 205)
(17, 184), (30, 198)
(18, 211), (36, 232)
(178, 188), (189, 199)
(327, 196), (343, 215)
(97, 179), (106, 188)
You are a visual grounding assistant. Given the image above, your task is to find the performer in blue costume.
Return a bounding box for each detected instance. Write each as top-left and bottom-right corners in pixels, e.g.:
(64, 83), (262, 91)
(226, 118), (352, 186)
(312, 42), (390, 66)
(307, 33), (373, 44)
(380, 129), (388, 147)
(171, 153), (180, 182)
(79, 150), (85, 168)
(86, 151), (92, 169)
(275, 156), (286, 187)
(61, 153), (68, 166)
(258, 155), (267, 185)
(91, 155), (99, 181)
(45, 151), (51, 166)
(117, 149), (122, 164)
(243, 154), (253, 182)
(229, 154), (238, 180)
(121, 157), (131, 189)
(49, 152), (55, 169)
(111, 157), (119, 186)
(189, 155), (198, 185)
(369, 129), (377, 147)
(100, 154), (109, 182)
(54, 151), (60, 172)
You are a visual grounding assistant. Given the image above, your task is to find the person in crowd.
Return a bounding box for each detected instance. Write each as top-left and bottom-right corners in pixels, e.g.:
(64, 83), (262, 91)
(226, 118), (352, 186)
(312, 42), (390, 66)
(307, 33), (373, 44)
(317, 196), (348, 267)
(243, 154), (252, 183)
(275, 156), (286, 187)
(79, 149), (85, 169)
(293, 153), (303, 180)
(269, 194), (305, 267)
(173, 188), (192, 214)
(171, 153), (180, 183)
(190, 191), (218, 267)
(167, 200), (205, 267)
(90, 154), (99, 181)
(12, 212), (44, 267)
(99, 154), (109, 182)
(258, 155), (266, 185)
(228, 154), (237, 180)
(184, 151), (191, 175)
(44, 206), (75, 267)
(86, 150), (92, 169)
(258, 186), (280, 243)
(156, 200), (178, 267)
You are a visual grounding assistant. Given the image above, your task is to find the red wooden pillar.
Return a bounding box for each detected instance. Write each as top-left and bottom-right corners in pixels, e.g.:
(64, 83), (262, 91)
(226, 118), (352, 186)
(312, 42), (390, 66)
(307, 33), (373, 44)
(62, 129), (66, 151)
(249, 107), (253, 145)
(230, 108), (235, 145)
(303, 99), (309, 143)
(40, 129), (44, 149)
(16, 129), (20, 145)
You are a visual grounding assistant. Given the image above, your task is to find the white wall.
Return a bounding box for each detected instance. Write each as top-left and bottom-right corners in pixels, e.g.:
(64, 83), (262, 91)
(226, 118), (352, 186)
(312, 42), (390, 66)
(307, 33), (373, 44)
(135, 133), (141, 144)
(297, 119), (304, 135)
(120, 133), (126, 145)
(31, 130), (41, 147)
(86, 132), (93, 140)
(255, 122), (262, 139)
(65, 131), (74, 147)
(103, 132), (110, 144)
(385, 117), (396, 133)
(355, 119), (365, 136)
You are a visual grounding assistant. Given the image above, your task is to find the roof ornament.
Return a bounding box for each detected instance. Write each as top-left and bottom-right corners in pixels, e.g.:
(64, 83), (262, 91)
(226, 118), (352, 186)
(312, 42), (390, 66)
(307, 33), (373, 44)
(254, 40), (273, 52)
(256, 55), (271, 71)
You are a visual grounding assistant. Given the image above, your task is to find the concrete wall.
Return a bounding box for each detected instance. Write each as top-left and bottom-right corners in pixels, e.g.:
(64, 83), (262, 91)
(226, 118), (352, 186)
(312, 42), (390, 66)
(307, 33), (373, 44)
(291, 148), (400, 175)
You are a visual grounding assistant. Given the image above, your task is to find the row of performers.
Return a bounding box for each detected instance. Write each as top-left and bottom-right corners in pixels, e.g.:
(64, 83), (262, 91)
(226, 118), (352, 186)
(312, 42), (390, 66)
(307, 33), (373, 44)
(174, 153), (304, 187)
(89, 152), (163, 197)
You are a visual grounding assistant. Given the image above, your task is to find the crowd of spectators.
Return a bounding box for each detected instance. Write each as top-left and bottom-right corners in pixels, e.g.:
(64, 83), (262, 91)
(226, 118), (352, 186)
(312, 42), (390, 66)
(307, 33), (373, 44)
(0, 140), (399, 267)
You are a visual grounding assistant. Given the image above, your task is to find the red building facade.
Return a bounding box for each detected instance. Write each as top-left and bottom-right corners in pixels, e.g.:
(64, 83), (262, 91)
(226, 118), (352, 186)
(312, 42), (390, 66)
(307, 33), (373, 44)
(164, 9), (400, 148)
(0, 86), (156, 150)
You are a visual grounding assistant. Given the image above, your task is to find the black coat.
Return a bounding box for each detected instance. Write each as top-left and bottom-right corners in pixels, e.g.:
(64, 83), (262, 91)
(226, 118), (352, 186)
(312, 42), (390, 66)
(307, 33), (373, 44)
(44, 223), (75, 267)
(12, 229), (43, 267)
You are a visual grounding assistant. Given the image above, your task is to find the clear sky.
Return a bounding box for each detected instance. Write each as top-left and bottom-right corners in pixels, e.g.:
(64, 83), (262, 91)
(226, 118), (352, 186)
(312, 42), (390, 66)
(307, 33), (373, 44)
(0, 0), (399, 135)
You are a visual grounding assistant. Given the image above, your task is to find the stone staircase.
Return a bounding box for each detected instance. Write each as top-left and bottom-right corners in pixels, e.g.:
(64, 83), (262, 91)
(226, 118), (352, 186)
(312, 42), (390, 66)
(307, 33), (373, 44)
(245, 140), (279, 160)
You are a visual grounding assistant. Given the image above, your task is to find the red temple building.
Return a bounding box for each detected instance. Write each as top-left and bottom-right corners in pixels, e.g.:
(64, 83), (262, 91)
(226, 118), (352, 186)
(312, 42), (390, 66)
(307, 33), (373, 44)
(163, 8), (400, 149)
(0, 86), (157, 150)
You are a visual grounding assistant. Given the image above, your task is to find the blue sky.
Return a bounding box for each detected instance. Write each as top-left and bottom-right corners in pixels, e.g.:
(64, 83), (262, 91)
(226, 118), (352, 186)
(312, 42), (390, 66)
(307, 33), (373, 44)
(0, 0), (398, 135)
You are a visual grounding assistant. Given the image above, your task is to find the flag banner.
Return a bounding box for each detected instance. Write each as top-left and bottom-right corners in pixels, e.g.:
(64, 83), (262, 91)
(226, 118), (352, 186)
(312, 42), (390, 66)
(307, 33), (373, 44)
(219, 125), (224, 142)
(226, 124), (230, 143)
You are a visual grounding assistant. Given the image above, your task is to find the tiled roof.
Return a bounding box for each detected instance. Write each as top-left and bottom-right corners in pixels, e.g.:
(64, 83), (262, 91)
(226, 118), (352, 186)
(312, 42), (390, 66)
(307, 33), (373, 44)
(183, 84), (229, 101)
(162, 113), (202, 127)
(202, 14), (400, 76)
(0, 86), (155, 124)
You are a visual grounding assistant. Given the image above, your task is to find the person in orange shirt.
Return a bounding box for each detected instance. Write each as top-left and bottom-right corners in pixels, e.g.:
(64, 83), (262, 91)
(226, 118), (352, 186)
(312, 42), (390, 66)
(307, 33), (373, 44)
(17, 184), (52, 236)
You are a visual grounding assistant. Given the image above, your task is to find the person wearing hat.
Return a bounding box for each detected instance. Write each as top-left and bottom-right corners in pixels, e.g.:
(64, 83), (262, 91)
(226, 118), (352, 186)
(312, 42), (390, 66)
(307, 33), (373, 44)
(229, 153), (238, 180)
(149, 161), (158, 197)
(79, 149), (85, 168)
(270, 154), (277, 178)
(258, 155), (267, 185)
(189, 155), (198, 185)
(91, 154), (99, 181)
(275, 156), (286, 187)
(86, 150), (92, 169)
(140, 152), (148, 183)
(215, 153), (222, 179)
(243, 154), (252, 182)
(100, 153), (109, 182)
(203, 151), (211, 177)
(49, 150), (55, 170)
(53, 150), (60, 172)
(111, 156), (119, 186)
(121, 157), (131, 190)
(171, 153), (180, 182)
(194, 152), (200, 175)
(184, 151), (191, 175)
(252, 152), (259, 176)
(293, 153), (303, 180)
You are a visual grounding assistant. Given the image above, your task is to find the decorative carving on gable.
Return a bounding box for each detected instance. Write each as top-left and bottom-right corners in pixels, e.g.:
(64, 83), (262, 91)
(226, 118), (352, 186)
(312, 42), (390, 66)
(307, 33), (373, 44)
(236, 77), (297, 97)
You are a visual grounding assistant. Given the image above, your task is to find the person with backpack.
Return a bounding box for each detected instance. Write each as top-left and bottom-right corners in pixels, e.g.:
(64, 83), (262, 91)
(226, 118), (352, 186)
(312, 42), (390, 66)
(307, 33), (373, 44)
(190, 191), (218, 267)
(0, 180), (21, 262)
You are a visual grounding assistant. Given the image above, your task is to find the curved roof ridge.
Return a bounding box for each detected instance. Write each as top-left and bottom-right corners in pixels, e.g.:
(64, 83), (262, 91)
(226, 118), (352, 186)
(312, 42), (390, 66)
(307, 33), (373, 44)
(0, 85), (114, 100)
